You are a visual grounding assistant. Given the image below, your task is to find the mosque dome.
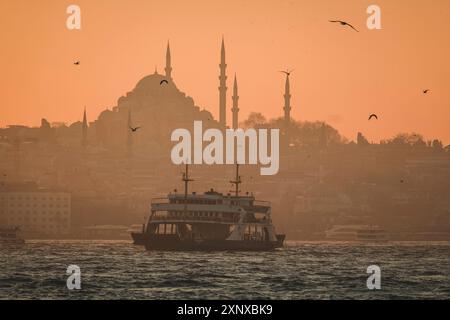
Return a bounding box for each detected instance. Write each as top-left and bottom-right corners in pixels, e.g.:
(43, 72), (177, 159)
(69, 121), (83, 129)
(98, 109), (114, 121)
(134, 73), (175, 92)
(92, 42), (231, 150)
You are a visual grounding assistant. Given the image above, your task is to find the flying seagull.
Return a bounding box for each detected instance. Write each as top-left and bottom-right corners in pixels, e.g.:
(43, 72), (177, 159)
(368, 114), (378, 121)
(279, 69), (294, 76)
(129, 126), (141, 132)
(423, 89), (430, 94)
(74, 61), (80, 65)
(329, 20), (359, 32)
(160, 79), (169, 85)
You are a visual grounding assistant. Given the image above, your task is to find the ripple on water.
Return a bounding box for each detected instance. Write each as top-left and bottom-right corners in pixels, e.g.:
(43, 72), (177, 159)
(0, 241), (449, 299)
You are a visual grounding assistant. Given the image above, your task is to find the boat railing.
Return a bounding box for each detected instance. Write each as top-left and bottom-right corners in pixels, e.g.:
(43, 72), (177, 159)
(151, 198), (170, 204)
(150, 212), (269, 224)
(244, 205), (270, 214)
(252, 200), (271, 207)
(151, 214), (238, 223)
(151, 198), (271, 206)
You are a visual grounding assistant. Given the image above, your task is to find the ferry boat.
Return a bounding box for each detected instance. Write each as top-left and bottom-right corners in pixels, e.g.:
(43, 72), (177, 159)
(0, 226), (25, 245)
(142, 165), (285, 251)
(325, 225), (389, 242)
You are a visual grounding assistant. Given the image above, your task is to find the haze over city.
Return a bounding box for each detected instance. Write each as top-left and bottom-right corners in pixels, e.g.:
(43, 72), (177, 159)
(1, 0), (450, 144)
(1, 0), (450, 303)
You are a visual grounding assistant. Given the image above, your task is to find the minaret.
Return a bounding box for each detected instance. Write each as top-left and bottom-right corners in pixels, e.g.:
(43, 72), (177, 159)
(126, 109), (133, 155)
(82, 107), (88, 147)
(283, 74), (292, 147)
(219, 37), (227, 128)
(231, 74), (239, 130)
(165, 41), (172, 79)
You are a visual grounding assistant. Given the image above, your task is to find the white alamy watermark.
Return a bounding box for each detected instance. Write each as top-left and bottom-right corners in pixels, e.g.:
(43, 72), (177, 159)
(171, 121), (279, 175)
(66, 5), (81, 30)
(66, 265), (81, 290)
(366, 265), (381, 290)
(367, 5), (382, 30)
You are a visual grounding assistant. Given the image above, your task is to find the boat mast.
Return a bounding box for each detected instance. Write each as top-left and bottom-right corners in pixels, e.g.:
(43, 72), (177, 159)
(230, 164), (241, 196)
(182, 164), (193, 213)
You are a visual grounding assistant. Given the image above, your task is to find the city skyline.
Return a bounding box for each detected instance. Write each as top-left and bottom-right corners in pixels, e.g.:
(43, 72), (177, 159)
(1, 0), (449, 144)
(0, 1), (449, 303)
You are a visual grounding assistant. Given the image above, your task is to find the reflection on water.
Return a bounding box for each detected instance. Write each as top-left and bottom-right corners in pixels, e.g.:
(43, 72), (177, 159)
(0, 241), (449, 299)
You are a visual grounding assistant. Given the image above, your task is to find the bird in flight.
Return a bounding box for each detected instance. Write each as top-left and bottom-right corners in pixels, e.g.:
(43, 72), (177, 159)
(279, 69), (294, 76)
(129, 126), (141, 132)
(423, 89), (430, 94)
(74, 61), (80, 65)
(160, 79), (169, 85)
(368, 114), (378, 121)
(329, 20), (359, 32)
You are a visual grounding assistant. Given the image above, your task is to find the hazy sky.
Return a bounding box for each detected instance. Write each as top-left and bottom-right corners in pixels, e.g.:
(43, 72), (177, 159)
(1, 0), (449, 143)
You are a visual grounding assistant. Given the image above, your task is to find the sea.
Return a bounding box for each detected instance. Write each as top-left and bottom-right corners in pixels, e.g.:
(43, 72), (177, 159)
(0, 240), (449, 300)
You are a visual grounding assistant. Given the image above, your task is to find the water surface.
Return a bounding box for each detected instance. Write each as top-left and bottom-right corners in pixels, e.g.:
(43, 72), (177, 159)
(1, 240), (449, 299)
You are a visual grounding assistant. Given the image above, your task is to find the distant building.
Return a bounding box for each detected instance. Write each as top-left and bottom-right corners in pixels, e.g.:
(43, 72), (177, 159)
(0, 182), (71, 236)
(91, 42), (215, 150)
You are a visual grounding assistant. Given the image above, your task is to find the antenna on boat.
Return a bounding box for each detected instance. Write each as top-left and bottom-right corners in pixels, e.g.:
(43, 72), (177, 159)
(230, 164), (242, 197)
(182, 163), (193, 212)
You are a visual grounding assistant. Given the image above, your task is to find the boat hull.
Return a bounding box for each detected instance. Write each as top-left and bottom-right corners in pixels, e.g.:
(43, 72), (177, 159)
(130, 232), (146, 245)
(143, 234), (284, 251)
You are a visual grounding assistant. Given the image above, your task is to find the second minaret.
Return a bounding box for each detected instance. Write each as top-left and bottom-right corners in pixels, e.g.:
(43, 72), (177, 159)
(219, 37), (227, 128)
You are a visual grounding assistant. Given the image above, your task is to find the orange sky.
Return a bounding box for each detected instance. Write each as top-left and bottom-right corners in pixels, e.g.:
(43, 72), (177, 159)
(0, 0), (449, 144)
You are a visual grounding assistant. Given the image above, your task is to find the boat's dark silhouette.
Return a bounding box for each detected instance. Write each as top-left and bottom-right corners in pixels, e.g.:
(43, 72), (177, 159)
(140, 165), (285, 251)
